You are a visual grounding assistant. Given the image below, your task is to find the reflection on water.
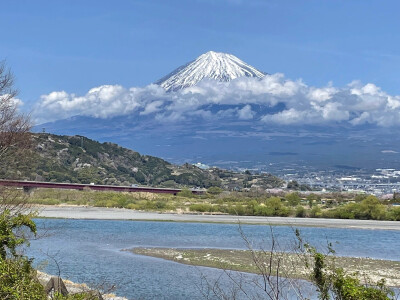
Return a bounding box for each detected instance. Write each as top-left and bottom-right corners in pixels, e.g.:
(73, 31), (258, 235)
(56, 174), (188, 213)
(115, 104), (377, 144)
(27, 219), (400, 299)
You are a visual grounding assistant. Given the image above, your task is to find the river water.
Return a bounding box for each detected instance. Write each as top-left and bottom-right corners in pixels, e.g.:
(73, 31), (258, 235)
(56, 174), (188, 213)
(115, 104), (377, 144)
(26, 219), (400, 299)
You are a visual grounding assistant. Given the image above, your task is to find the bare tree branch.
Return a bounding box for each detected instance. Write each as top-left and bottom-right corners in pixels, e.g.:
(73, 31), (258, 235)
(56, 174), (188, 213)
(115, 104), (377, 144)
(0, 61), (33, 216)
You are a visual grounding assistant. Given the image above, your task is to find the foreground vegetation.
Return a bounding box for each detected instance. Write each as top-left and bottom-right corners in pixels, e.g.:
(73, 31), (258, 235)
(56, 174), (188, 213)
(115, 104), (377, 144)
(28, 188), (400, 221)
(0, 209), (103, 299)
(0, 62), (109, 299)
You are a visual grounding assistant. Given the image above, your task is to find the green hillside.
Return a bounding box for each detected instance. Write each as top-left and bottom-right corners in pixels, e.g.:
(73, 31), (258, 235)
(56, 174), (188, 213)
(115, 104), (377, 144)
(1, 133), (284, 190)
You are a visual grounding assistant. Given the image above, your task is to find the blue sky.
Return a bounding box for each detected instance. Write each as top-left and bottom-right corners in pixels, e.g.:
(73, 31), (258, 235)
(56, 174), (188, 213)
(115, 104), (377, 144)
(1, 0), (400, 111)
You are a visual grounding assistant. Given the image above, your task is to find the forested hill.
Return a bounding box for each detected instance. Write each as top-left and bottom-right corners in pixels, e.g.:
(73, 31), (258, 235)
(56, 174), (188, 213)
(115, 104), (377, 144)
(3, 133), (284, 190)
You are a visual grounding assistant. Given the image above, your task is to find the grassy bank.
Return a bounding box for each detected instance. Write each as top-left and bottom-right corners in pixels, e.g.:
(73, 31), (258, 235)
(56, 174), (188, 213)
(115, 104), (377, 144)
(130, 247), (400, 287)
(27, 188), (400, 221)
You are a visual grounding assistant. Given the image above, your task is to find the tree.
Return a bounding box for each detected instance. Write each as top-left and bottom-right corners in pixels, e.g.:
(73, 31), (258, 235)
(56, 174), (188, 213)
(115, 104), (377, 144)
(286, 192), (301, 207)
(0, 62), (104, 299)
(0, 62), (32, 217)
(287, 180), (300, 190)
(0, 63), (34, 225)
(358, 196), (386, 220)
(0, 61), (31, 179)
(0, 209), (36, 259)
(307, 193), (321, 208)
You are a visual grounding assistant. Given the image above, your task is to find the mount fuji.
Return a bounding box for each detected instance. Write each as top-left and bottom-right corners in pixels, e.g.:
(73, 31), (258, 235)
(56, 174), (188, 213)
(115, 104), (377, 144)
(35, 51), (400, 172)
(156, 51), (266, 91)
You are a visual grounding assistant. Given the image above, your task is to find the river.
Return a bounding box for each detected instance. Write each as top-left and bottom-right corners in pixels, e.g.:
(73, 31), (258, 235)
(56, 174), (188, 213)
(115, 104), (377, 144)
(27, 218), (400, 299)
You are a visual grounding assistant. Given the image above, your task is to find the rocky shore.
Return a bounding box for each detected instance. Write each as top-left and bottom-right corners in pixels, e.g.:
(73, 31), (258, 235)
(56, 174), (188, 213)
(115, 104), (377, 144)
(36, 271), (128, 300)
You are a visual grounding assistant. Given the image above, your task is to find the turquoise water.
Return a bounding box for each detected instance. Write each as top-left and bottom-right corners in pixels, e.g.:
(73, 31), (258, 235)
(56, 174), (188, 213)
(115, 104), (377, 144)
(27, 219), (400, 299)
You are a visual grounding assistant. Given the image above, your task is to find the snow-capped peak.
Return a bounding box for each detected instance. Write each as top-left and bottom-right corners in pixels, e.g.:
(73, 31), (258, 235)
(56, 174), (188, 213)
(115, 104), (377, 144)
(156, 51), (266, 92)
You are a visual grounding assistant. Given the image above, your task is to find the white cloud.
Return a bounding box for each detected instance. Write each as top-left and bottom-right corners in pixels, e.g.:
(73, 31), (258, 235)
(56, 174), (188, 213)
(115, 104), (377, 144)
(381, 150), (399, 154)
(33, 73), (400, 127)
(308, 85), (337, 102)
(140, 100), (164, 115)
(320, 102), (349, 122)
(237, 105), (255, 120)
(261, 109), (317, 125)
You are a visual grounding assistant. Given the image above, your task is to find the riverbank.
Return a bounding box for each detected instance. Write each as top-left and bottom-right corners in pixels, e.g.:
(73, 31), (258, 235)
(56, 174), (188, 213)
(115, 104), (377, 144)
(35, 205), (400, 230)
(130, 247), (400, 287)
(27, 187), (400, 222)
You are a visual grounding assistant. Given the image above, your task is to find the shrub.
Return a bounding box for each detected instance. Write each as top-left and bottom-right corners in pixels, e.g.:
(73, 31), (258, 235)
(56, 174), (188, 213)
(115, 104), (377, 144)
(207, 186), (223, 195)
(310, 206), (322, 218)
(358, 196), (387, 220)
(295, 206), (307, 218)
(0, 257), (46, 299)
(387, 206), (400, 221)
(307, 193), (321, 207)
(286, 192), (301, 207)
(227, 204), (246, 215)
(189, 204), (215, 213)
(177, 189), (195, 198)
(266, 197), (290, 216)
(154, 200), (167, 209)
(246, 200), (259, 214)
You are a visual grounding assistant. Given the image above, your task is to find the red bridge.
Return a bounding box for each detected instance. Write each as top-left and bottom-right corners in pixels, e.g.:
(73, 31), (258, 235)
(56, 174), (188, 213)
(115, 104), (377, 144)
(0, 179), (204, 195)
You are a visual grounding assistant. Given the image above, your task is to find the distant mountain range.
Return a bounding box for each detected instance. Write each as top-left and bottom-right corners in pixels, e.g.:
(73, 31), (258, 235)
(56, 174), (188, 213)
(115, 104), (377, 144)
(35, 51), (400, 173)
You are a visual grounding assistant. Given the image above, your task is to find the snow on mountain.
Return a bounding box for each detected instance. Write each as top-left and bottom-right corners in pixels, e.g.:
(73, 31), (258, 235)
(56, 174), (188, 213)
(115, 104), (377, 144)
(155, 51), (266, 92)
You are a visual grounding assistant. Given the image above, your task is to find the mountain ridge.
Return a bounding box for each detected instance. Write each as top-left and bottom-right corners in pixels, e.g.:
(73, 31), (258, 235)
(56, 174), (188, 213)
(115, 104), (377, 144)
(1, 133), (284, 190)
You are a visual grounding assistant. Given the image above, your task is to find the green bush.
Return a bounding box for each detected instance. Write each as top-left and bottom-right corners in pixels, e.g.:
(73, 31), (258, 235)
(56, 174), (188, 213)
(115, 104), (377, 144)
(207, 186), (223, 195)
(388, 206), (400, 221)
(295, 206), (307, 218)
(286, 192), (301, 207)
(328, 206), (356, 219)
(154, 200), (167, 209)
(263, 197), (291, 216)
(229, 204), (246, 215)
(330, 197), (388, 220)
(254, 205), (275, 216)
(358, 196), (386, 220)
(189, 203), (215, 212)
(246, 200), (259, 214)
(297, 230), (395, 300)
(310, 206), (322, 218)
(125, 203), (139, 210)
(177, 189), (195, 198)
(0, 257), (46, 299)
